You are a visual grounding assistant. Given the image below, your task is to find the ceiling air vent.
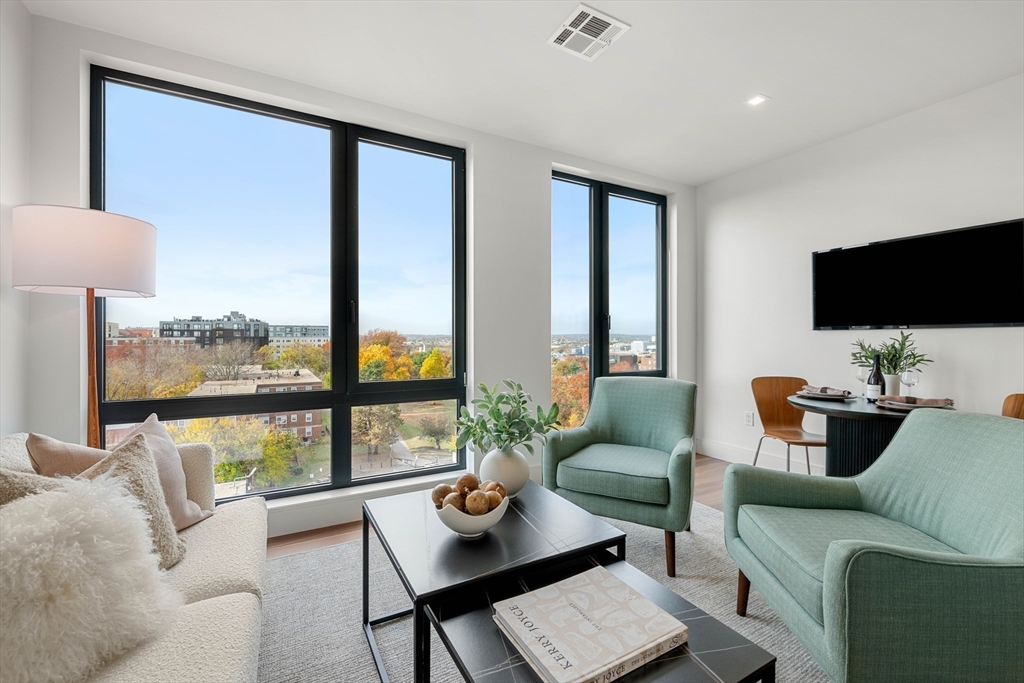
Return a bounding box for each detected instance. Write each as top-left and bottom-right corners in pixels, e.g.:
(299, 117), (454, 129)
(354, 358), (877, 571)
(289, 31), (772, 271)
(548, 4), (630, 62)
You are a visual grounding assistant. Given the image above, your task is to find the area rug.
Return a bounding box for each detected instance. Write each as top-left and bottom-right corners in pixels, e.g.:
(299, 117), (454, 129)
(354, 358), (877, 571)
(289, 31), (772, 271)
(257, 502), (829, 682)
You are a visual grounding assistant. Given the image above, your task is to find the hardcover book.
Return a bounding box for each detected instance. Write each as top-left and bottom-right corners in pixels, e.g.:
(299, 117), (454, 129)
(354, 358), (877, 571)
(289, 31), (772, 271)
(492, 566), (688, 683)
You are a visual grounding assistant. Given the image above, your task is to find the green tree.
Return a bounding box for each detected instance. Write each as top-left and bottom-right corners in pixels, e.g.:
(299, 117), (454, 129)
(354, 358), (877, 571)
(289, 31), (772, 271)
(418, 348), (449, 379)
(411, 351), (429, 375)
(279, 341), (330, 382)
(419, 413), (454, 450)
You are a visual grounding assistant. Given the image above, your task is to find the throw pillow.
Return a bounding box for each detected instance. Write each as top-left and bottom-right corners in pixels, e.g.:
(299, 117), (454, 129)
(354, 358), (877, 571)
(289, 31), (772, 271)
(79, 434), (186, 570)
(0, 468), (60, 507)
(0, 476), (181, 683)
(27, 414), (211, 531)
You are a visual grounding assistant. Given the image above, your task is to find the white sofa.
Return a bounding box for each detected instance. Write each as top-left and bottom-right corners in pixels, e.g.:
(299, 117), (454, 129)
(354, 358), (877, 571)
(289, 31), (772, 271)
(0, 433), (267, 683)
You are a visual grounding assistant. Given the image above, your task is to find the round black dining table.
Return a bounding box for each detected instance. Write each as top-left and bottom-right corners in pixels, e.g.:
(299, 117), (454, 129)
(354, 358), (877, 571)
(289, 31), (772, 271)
(787, 394), (908, 477)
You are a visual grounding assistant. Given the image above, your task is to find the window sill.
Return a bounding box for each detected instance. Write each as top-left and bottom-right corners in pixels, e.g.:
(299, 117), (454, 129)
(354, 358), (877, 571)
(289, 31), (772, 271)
(265, 469), (466, 537)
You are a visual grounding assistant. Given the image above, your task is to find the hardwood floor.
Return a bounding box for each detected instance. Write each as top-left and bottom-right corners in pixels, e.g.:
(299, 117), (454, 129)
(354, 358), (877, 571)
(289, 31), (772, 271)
(266, 454), (731, 559)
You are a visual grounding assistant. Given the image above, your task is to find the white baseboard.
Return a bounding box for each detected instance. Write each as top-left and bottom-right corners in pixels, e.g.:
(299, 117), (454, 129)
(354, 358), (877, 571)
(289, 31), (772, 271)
(697, 437), (825, 476)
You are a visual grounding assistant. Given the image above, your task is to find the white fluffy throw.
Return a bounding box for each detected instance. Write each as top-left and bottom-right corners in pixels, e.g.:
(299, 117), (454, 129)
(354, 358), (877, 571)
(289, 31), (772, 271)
(0, 475), (182, 683)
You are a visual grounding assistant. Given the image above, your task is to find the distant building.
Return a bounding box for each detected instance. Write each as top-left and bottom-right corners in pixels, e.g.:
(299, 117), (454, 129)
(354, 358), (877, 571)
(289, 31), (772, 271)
(609, 354), (639, 371)
(630, 340), (646, 354)
(188, 366), (324, 441)
(159, 311), (268, 349)
(105, 322), (119, 338)
(268, 324), (329, 354)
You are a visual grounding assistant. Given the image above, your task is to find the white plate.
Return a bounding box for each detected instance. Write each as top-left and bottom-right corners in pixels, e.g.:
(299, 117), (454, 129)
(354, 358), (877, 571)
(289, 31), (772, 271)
(876, 400), (953, 411)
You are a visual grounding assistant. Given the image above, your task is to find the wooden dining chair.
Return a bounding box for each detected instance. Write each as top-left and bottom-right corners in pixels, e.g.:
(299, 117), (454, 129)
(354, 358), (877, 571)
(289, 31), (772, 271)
(1002, 393), (1024, 419)
(750, 376), (826, 474)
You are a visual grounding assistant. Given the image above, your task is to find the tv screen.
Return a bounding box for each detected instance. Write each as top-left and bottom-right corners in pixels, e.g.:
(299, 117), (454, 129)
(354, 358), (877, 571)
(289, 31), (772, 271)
(813, 219), (1024, 329)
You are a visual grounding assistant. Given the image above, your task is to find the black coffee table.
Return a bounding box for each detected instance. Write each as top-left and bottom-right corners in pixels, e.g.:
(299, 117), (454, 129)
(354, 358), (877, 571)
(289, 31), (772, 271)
(363, 481), (627, 683)
(426, 552), (776, 683)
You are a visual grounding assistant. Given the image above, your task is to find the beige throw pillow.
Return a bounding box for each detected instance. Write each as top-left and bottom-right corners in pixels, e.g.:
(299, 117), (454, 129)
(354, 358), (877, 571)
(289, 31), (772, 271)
(27, 414), (211, 531)
(79, 434), (186, 570)
(0, 469), (61, 507)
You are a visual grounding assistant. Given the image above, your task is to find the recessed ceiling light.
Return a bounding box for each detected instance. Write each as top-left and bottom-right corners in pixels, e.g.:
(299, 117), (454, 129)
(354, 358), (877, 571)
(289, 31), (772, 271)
(747, 94), (771, 106)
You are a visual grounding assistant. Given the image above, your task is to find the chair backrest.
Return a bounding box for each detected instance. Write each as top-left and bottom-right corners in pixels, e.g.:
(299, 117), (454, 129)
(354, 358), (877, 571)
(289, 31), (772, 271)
(857, 410), (1024, 559)
(1002, 393), (1024, 419)
(751, 376), (808, 432)
(583, 376), (696, 453)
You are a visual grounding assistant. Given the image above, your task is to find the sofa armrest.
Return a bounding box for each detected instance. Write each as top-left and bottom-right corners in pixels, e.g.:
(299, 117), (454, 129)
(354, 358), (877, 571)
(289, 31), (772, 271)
(542, 426), (595, 490)
(723, 463), (862, 542)
(824, 540), (1024, 682)
(177, 443), (216, 512)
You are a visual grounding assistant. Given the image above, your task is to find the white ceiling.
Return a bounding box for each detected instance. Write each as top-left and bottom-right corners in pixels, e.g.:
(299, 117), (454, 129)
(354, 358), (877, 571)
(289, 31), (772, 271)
(23, 0), (1024, 185)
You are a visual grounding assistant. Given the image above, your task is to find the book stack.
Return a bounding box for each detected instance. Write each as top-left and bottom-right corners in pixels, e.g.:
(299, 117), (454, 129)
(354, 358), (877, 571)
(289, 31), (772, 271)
(492, 566), (688, 683)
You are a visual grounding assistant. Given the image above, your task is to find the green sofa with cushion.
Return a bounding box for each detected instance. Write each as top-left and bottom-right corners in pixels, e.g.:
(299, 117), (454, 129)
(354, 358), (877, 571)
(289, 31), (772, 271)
(725, 409), (1024, 682)
(543, 376), (697, 576)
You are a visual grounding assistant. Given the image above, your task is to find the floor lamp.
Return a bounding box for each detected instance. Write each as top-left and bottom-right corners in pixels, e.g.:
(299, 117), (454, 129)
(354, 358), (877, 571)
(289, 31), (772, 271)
(12, 205), (156, 448)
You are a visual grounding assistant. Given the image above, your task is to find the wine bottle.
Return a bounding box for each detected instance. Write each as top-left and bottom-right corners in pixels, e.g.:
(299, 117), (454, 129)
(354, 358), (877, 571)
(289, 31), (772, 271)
(865, 353), (884, 402)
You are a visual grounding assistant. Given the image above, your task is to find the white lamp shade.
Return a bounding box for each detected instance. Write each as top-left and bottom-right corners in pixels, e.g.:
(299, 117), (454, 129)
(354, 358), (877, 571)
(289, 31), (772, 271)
(12, 205), (156, 297)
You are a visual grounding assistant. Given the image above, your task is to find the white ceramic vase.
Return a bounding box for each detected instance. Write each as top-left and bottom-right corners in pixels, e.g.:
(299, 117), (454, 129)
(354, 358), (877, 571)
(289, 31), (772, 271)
(478, 446), (530, 499)
(883, 374), (901, 397)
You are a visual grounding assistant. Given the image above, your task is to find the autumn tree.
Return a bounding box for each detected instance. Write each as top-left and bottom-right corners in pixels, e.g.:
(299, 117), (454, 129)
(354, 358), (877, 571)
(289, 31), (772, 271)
(164, 416), (265, 483)
(419, 413), (454, 450)
(551, 356), (590, 428)
(418, 348), (449, 379)
(359, 344), (392, 381)
(359, 329), (407, 355)
(352, 404), (404, 455)
(105, 344), (204, 400)
(201, 341), (263, 380)
(256, 429), (299, 487)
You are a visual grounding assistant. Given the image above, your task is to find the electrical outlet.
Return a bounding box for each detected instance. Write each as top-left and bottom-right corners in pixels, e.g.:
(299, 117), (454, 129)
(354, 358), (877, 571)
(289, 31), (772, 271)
(744, 411), (754, 427)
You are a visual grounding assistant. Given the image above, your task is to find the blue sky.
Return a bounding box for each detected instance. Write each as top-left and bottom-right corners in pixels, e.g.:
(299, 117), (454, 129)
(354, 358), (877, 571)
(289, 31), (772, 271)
(551, 180), (657, 336)
(104, 82), (454, 336)
(105, 81), (655, 339)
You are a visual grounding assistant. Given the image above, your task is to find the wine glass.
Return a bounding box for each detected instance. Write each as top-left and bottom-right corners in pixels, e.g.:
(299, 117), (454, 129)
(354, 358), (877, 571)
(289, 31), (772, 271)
(855, 366), (870, 397)
(900, 367), (920, 397)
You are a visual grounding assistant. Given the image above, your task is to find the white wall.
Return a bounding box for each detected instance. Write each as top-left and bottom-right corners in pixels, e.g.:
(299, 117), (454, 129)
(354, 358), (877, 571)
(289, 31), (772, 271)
(20, 15), (696, 532)
(0, 0), (32, 435)
(696, 75), (1024, 473)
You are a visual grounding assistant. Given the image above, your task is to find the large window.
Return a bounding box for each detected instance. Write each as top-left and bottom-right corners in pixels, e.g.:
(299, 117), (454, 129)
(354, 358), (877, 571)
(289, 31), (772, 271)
(93, 67), (466, 501)
(550, 173), (666, 427)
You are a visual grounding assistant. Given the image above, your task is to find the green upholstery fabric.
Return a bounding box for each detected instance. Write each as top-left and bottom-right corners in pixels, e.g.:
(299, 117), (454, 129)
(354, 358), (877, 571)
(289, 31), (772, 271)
(557, 444), (670, 504)
(724, 410), (1024, 683)
(544, 377), (697, 534)
(738, 506), (957, 624)
(857, 411), (1024, 559)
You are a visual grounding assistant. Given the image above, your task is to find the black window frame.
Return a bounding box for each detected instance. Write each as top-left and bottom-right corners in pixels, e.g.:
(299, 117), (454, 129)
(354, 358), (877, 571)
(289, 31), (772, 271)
(552, 171), (668, 390)
(91, 66), (467, 502)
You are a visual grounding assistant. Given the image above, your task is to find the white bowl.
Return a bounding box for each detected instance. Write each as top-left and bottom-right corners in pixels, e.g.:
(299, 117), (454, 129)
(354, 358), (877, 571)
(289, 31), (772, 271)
(435, 494), (510, 539)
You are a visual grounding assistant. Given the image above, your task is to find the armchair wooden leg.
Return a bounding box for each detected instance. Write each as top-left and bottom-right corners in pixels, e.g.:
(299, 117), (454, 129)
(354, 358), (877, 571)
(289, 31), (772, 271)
(665, 530), (676, 577)
(737, 569), (751, 616)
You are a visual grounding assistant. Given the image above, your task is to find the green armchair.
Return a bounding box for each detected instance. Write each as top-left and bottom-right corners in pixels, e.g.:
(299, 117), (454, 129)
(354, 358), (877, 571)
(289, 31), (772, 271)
(543, 376), (697, 576)
(725, 409), (1024, 683)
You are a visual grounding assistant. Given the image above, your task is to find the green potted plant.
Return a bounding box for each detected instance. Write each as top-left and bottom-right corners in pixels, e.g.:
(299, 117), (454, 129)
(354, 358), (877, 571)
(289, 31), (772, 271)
(850, 331), (932, 396)
(455, 380), (560, 498)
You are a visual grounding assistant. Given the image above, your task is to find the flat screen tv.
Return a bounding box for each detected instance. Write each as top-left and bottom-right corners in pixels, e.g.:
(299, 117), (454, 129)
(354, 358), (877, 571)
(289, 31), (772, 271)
(813, 218), (1024, 330)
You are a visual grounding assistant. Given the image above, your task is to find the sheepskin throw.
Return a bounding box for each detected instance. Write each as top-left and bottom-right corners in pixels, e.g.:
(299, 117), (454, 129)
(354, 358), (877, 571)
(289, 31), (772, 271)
(27, 414), (211, 531)
(0, 468), (61, 506)
(0, 476), (181, 683)
(79, 434), (187, 569)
